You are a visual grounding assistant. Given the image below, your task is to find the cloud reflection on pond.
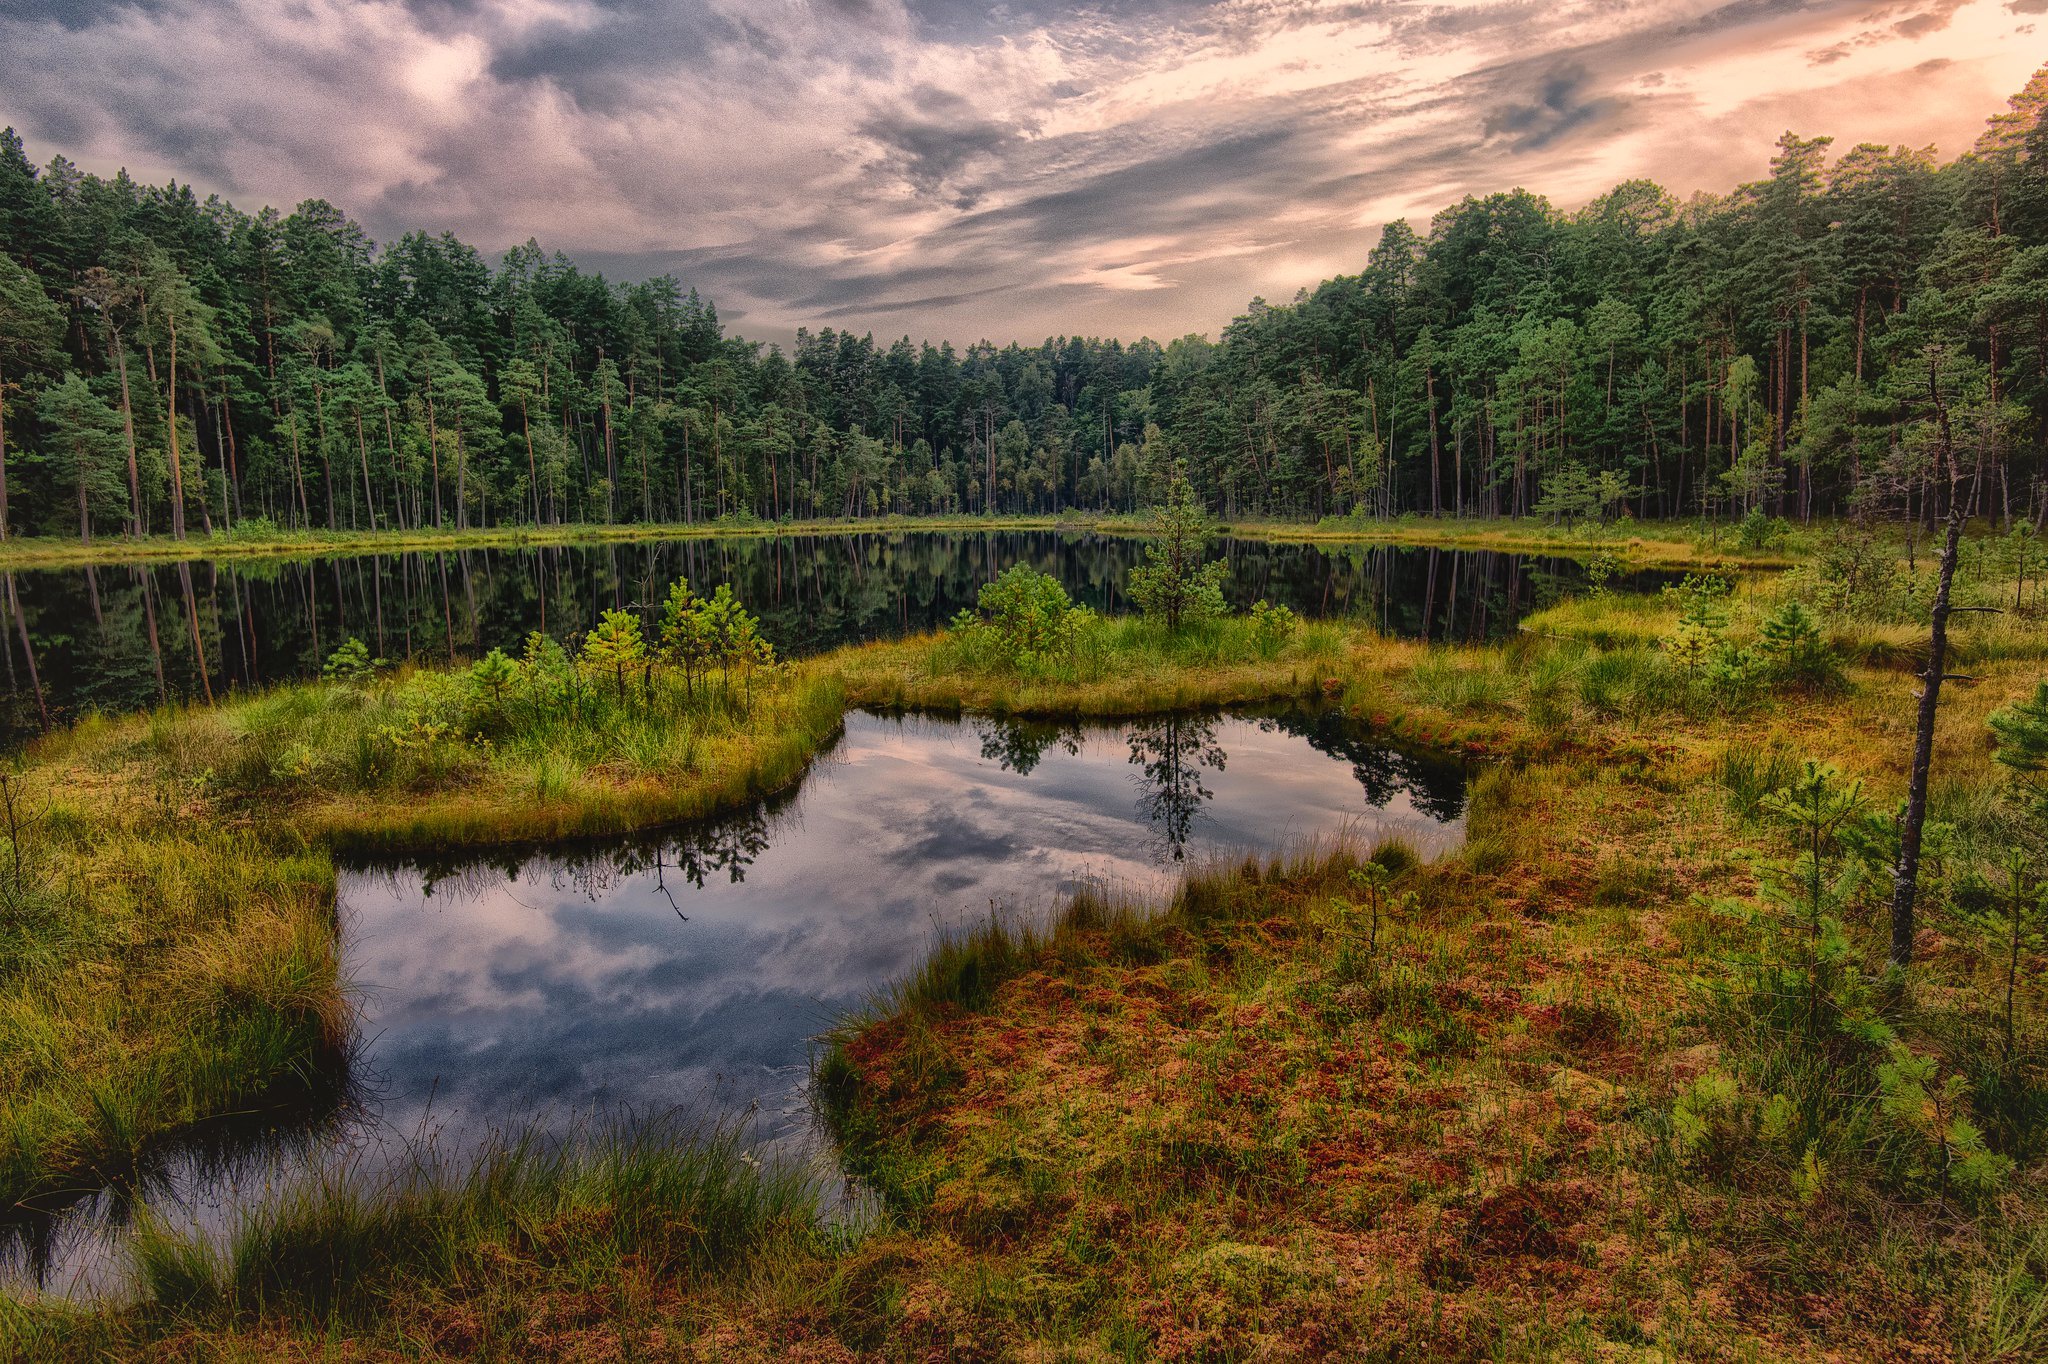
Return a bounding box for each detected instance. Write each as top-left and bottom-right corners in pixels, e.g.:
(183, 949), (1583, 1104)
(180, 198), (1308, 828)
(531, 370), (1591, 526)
(6, 705), (1466, 1296)
(342, 708), (1467, 1156)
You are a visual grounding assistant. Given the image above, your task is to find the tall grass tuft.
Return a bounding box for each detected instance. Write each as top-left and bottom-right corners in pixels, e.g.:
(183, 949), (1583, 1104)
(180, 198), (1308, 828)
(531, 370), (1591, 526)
(129, 1122), (821, 1326)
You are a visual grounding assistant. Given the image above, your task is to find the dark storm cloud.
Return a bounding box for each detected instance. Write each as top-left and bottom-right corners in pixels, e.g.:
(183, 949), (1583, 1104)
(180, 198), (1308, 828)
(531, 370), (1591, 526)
(860, 87), (1033, 203)
(482, 1), (742, 110)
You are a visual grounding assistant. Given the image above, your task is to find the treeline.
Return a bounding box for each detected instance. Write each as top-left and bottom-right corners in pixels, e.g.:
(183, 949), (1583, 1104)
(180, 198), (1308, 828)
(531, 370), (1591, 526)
(0, 65), (2045, 541)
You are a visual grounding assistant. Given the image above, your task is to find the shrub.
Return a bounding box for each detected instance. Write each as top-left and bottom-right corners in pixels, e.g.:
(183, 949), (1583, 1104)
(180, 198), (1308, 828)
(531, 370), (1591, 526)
(321, 638), (378, 684)
(947, 566), (1096, 671)
(1247, 600), (1298, 658)
(1737, 507), (1792, 551)
(1756, 601), (1842, 692)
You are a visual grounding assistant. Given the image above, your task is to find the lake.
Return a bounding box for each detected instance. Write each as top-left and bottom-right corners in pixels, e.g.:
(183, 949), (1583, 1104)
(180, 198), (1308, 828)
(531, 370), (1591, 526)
(0, 530), (1663, 741)
(3, 705), (1467, 1297)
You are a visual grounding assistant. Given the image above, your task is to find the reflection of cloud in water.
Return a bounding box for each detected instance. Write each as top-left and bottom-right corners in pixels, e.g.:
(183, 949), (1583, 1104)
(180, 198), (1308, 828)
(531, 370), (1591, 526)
(339, 709), (1465, 1155)
(11, 707), (1469, 1298)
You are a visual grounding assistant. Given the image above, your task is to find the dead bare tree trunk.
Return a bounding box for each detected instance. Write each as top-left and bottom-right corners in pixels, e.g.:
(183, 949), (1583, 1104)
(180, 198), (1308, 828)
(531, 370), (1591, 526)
(1889, 352), (1967, 971)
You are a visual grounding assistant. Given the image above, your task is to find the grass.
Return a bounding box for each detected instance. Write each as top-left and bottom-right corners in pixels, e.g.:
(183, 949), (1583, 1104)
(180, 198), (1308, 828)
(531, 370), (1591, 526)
(837, 612), (1359, 719)
(0, 510), (1867, 573)
(3, 1123), (828, 1356)
(0, 810), (345, 1222)
(7, 526), (2048, 1357)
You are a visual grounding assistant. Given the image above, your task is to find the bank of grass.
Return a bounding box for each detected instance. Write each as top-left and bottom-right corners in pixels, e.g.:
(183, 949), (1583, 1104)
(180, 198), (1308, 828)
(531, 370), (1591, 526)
(0, 809), (344, 1221)
(10, 546), (2048, 1357)
(3, 1124), (831, 1357)
(121, 663), (851, 856)
(0, 510), (1843, 573)
(837, 612), (1367, 718)
(1218, 511), (1812, 568)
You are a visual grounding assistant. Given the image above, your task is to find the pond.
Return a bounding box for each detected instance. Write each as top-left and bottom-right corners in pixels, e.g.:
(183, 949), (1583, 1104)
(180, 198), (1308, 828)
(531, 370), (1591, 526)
(0, 530), (1668, 741)
(3, 705), (1468, 1297)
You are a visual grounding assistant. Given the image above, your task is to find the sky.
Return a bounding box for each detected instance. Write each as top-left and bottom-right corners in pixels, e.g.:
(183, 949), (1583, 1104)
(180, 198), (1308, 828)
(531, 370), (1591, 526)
(1, 1), (2042, 347)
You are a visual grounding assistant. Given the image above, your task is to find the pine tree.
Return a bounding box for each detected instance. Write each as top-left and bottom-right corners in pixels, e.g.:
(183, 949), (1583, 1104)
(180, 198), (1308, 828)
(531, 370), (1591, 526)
(0, 253), (63, 540)
(1127, 462), (1228, 631)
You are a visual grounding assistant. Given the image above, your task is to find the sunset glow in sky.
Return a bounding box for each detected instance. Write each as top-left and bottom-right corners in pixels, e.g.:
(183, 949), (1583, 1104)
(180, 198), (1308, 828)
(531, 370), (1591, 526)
(3, 0), (2042, 343)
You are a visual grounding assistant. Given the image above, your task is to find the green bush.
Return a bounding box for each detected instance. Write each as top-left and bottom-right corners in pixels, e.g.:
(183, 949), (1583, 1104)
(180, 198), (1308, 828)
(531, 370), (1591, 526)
(1737, 507), (1792, 551)
(945, 566), (1097, 672)
(1756, 600), (1843, 692)
(1247, 600), (1298, 659)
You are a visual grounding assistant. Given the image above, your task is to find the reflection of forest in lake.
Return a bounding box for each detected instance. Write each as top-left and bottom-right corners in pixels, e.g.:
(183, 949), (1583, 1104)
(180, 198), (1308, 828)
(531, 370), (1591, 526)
(5, 707), (1468, 1297)
(0, 532), (1674, 740)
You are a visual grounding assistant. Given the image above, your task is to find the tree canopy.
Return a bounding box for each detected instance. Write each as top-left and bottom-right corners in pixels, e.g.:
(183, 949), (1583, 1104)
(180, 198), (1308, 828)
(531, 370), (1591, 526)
(0, 64), (2044, 541)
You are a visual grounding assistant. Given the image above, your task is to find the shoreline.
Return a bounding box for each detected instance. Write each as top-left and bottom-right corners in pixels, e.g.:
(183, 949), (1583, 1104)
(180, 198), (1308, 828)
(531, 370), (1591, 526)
(0, 513), (1809, 573)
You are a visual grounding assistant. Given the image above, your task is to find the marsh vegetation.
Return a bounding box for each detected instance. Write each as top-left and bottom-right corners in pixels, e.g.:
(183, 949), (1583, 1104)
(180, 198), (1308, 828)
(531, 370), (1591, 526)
(0, 498), (2045, 1360)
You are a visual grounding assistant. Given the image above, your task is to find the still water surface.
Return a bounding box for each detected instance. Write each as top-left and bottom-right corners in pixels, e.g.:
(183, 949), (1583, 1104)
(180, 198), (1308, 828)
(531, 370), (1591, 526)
(5, 705), (1466, 1296)
(0, 530), (1666, 741)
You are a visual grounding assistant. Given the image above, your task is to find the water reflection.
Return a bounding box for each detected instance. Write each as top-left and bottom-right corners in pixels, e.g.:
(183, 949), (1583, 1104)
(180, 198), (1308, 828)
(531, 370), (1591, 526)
(0, 532), (1676, 741)
(1128, 715), (1227, 861)
(6, 706), (1466, 1297)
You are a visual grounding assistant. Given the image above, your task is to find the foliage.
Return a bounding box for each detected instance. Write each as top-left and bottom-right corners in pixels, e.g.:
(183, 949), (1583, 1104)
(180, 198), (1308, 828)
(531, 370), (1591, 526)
(1737, 508), (1793, 551)
(1719, 761), (1887, 1052)
(1531, 464), (1628, 530)
(1246, 599), (1298, 658)
(320, 637), (378, 684)
(1126, 463), (1228, 631)
(1875, 1048), (2015, 1202)
(1990, 679), (2048, 814)
(580, 609), (646, 701)
(950, 565), (1093, 667)
(1756, 600), (1842, 692)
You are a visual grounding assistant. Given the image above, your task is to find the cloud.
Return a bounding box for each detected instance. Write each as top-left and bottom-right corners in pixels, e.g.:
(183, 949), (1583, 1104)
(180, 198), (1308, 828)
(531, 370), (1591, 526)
(1481, 63), (1626, 151)
(0, 0), (2040, 344)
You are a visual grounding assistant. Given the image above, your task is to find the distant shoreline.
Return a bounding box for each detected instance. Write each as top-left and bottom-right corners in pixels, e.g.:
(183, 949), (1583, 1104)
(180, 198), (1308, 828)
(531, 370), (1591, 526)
(0, 513), (1803, 572)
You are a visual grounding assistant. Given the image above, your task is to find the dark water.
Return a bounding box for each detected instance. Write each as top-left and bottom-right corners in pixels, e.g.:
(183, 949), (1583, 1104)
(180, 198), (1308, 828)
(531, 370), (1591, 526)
(0, 531), (1669, 741)
(3, 705), (1466, 1298)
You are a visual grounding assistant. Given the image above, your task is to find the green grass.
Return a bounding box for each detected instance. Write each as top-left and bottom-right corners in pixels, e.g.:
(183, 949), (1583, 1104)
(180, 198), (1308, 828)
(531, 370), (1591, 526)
(9, 524), (2048, 1356)
(3, 1124), (827, 1357)
(0, 816), (344, 1217)
(837, 612), (1357, 720)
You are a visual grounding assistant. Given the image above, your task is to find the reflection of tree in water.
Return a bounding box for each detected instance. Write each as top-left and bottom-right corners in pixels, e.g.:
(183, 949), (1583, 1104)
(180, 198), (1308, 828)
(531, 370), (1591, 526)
(973, 716), (1082, 775)
(2, 534), (1686, 745)
(1255, 709), (1468, 823)
(546, 804), (775, 908)
(1127, 714), (1226, 861)
(405, 796), (786, 909)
